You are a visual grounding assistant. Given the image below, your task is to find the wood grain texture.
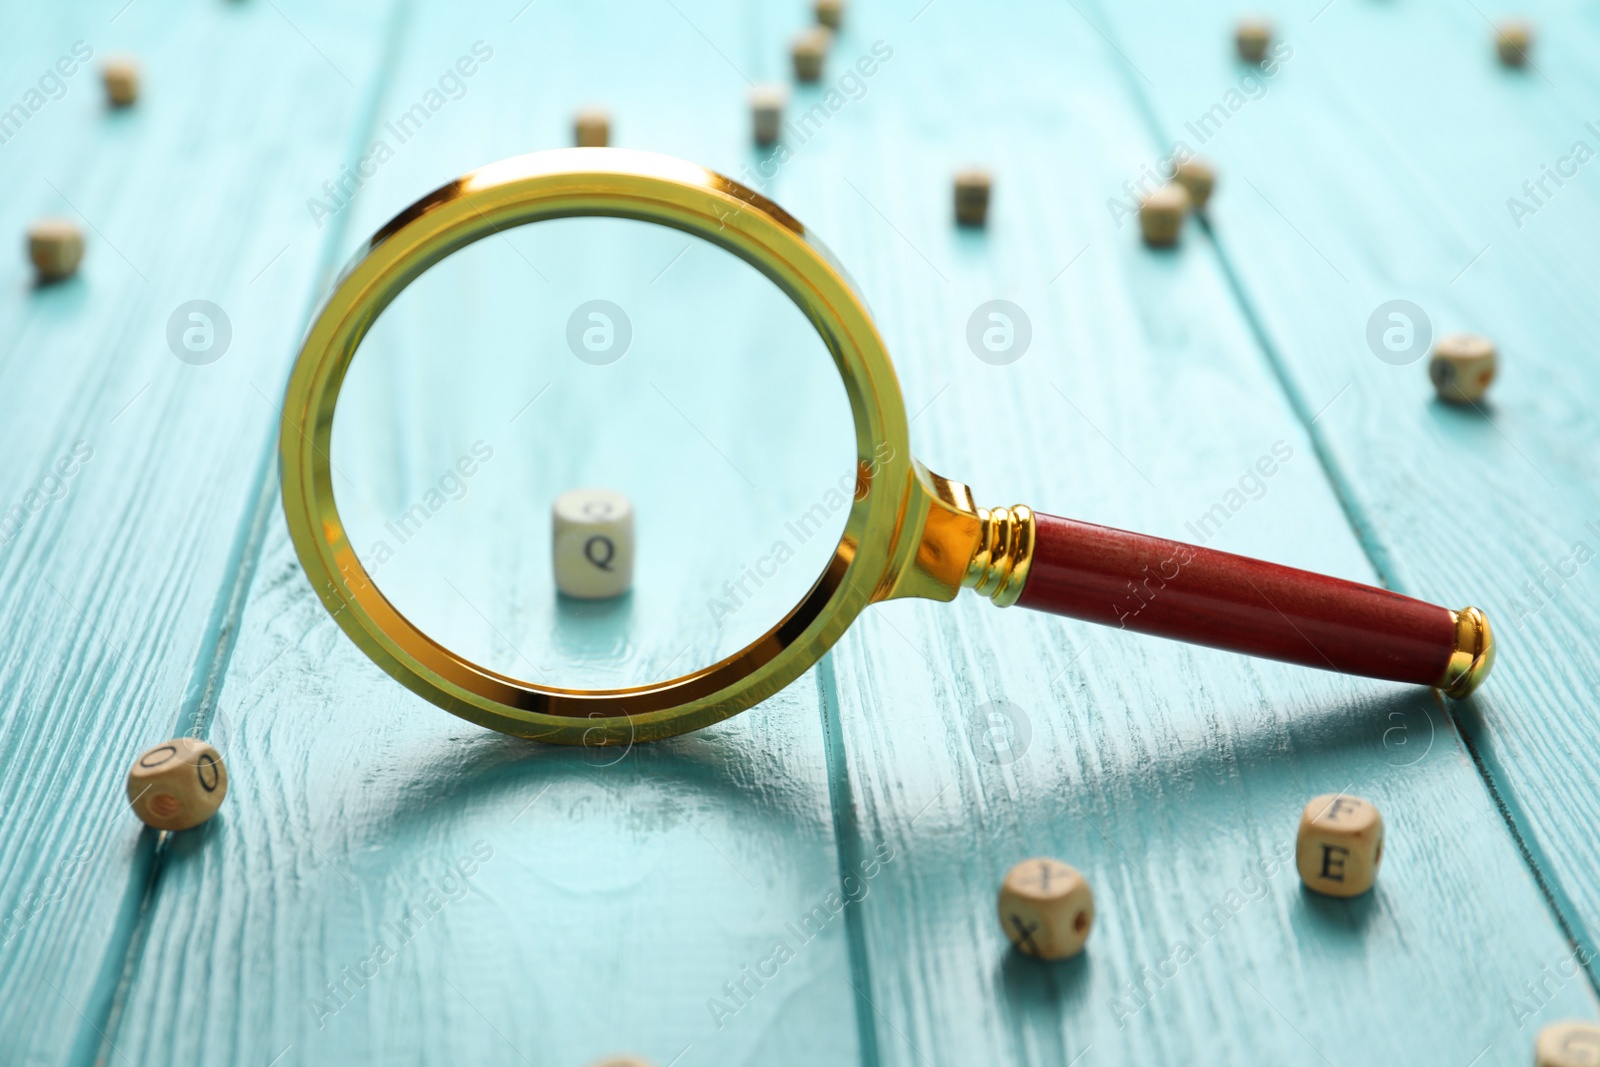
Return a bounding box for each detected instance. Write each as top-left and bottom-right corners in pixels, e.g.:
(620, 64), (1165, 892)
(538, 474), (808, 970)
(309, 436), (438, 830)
(1082, 0), (1600, 965)
(806, 1), (1598, 1064)
(0, 2), (403, 1062)
(109, 2), (868, 1065)
(3, 0), (1597, 1065)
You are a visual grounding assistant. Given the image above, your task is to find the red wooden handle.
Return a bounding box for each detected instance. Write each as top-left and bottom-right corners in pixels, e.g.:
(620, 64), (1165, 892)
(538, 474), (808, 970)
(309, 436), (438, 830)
(1016, 513), (1474, 689)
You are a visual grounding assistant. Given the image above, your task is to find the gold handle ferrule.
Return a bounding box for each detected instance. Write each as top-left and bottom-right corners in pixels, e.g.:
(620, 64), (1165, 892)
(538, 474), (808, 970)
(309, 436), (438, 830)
(876, 463), (1037, 607)
(962, 505), (1036, 608)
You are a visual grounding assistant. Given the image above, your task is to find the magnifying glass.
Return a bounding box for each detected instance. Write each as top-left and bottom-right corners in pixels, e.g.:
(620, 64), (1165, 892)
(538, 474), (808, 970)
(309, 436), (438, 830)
(280, 148), (1495, 746)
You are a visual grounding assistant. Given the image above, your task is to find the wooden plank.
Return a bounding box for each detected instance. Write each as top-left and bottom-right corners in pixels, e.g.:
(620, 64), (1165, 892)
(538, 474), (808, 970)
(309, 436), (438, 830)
(1083, 0), (1600, 960)
(110, 2), (870, 1064)
(17, 1), (1599, 1064)
(803, 1), (1599, 1063)
(0, 2), (404, 1063)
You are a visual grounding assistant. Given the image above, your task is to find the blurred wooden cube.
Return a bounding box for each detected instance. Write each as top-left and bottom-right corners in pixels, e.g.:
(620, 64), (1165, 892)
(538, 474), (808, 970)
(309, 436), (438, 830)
(954, 167), (992, 227)
(1236, 17), (1272, 62)
(27, 218), (84, 283)
(1139, 183), (1190, 247)
(574, 107), (611, 147)
(102, 55), (140, 108)
(1174, 158), (1216, 210)
(751, 84), (787, 146)
(792, 28), (830, 83)
(1429, 333), (1497, 404)
(1496, 20), (1533, 67)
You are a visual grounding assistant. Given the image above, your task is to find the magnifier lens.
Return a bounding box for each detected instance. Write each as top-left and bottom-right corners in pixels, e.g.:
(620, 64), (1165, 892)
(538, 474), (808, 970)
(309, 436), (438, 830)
(331, 215), (856, 691)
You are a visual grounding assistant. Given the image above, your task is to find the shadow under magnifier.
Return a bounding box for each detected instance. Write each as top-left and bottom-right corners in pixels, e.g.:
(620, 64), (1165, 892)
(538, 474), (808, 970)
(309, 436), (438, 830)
(349, 711), (819, 847)
(551, 591), (637, 673)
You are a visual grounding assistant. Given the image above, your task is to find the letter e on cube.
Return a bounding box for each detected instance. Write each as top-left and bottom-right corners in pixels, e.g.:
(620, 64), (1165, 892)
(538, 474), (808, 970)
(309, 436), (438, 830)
(1296, 793), (1384, 897)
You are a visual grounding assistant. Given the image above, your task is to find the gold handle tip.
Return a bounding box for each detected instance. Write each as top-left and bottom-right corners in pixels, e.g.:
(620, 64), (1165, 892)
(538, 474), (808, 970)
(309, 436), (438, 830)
(1439, 606), (1495, 699)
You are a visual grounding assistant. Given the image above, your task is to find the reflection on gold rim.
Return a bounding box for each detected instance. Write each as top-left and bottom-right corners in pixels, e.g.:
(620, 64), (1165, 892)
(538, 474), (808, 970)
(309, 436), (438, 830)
(281, 148), (923, 744)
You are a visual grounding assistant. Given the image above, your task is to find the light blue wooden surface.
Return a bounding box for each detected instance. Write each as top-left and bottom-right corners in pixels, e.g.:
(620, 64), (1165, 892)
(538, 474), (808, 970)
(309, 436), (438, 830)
(0, 1), (406, 1062)
(1085, 0), (1600, 966)
(2, 1), (1598, 1065)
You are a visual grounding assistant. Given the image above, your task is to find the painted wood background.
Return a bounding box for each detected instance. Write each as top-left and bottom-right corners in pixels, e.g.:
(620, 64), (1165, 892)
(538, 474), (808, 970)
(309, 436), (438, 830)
(1, 0), (1597, 1065)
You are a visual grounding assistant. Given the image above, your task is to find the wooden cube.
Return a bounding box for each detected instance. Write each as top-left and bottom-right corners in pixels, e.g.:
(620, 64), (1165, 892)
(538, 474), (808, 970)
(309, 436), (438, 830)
(815, 0), (844, 29)
(1236, 18), (1272, 63)
(792, 28), (830, 83)
(1496, 20), (1533, 67)
(102, 55), (140, 108)
(127, 738), (228, 831)
(1174, 158), (1216, 210)
(998, 857), (1094, 960)
(574, 107), (611, 148)
(1429, 333), (1497, 404)
(953, 167), (992, 227)
(1139, 183), (1190, 247)
(1296, 793), (1383, 897)
(553, 488), (634, 599)
(750, 84), (787, 146)
(1536, 1021), (1600, 1067)
(27, 218), (84, 283)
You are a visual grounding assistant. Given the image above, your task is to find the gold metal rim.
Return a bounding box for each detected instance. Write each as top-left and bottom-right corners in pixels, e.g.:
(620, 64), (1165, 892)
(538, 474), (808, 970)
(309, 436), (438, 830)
(279, 148), (915, 744)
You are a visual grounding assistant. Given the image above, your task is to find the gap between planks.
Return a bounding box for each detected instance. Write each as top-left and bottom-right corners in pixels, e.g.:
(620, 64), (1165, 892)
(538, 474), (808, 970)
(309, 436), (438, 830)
(1072, 0), (1600, 1004)
(78, 4), (419, 1064)
(817, 655), (887, 1067)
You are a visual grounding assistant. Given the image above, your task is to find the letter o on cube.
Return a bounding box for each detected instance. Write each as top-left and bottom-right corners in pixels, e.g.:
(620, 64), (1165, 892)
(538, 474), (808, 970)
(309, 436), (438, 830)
(552, 488), (634, 599)
(1536, 1020), (1600, 1067)
(1296, 793), (1384, 897)
(127, 738), (228, 831)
